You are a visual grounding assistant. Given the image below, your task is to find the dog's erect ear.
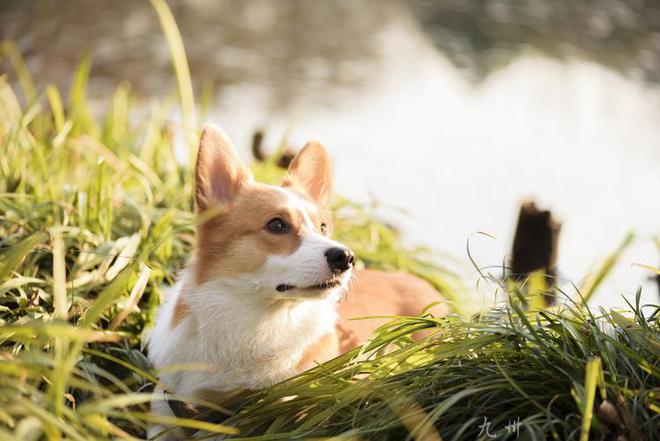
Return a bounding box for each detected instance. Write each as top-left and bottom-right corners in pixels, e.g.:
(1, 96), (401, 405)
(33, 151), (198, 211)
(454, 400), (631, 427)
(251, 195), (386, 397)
(195, 125), (250, 211)
(284, 141), (332, 206)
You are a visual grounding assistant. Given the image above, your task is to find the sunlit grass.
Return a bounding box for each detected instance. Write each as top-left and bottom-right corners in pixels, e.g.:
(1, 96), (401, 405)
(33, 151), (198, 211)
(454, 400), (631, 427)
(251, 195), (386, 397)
(222, 294), (658, 440)
(1, 1), (658, 439)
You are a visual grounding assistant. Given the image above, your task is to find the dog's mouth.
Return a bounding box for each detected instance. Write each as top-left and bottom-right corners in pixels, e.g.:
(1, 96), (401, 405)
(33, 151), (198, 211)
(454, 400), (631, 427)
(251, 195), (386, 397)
(276, 278), (341, 293)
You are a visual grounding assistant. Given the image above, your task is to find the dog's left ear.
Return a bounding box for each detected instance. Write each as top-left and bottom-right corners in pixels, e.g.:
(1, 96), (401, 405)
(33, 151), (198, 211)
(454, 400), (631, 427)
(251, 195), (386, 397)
(284, 141), (332, 205)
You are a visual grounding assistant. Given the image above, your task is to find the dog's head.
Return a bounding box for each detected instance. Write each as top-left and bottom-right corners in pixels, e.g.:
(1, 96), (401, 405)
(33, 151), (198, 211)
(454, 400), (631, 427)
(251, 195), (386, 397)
(193, 125), (354, 302)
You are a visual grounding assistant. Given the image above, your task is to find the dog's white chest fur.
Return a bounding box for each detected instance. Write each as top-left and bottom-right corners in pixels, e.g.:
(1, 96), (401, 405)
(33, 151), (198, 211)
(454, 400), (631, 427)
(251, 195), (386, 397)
(148, 273), (339, 397)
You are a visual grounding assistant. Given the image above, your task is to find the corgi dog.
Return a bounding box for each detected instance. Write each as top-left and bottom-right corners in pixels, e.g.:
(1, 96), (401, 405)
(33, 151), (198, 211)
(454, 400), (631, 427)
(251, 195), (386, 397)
(147, 125), (446, 438)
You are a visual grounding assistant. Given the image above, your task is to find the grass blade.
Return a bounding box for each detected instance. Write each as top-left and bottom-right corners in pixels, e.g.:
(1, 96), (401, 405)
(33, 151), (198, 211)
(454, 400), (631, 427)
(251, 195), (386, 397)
(579, 357), (602, 441)
(0, 232), (48, 281)
(150, 0), (196, 151)
(49, 228), (67, 320)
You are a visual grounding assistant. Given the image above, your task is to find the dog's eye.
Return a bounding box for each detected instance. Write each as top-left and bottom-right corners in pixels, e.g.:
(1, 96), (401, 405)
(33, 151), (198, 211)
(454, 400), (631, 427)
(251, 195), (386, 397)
(320, 223), (328, 234)
(266, 217), (288, 234)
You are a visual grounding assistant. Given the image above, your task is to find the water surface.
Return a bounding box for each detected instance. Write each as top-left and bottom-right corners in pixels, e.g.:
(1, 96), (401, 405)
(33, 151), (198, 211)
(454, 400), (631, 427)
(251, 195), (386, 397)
(2, 0), (659, 307)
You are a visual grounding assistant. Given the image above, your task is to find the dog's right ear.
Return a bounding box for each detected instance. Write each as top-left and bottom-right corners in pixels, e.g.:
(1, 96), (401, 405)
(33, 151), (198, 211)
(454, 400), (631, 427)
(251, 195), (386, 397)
(195, 125), (250, 211)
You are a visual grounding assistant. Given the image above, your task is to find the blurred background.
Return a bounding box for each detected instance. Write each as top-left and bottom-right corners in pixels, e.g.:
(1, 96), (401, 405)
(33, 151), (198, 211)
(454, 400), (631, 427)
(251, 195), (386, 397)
(2, 0), (659, 308)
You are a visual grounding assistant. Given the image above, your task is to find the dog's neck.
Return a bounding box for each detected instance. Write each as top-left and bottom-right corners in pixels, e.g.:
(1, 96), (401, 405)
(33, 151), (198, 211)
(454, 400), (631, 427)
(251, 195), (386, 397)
(184, 274), (340, 351)
(149, 266), (340, 393)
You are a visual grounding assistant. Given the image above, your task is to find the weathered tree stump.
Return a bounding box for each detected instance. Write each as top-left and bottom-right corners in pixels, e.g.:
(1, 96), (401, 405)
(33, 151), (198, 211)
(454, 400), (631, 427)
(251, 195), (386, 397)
(251, 129), (266, 162)
(657, 266), (659, 302)
(251, 129), (295, 169)
(276, 150), (295, 168)
(509, 200), (561, 306)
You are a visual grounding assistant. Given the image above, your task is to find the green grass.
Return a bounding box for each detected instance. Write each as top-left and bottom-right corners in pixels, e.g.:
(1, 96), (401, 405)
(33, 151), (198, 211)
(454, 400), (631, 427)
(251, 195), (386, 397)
(1, 2), (659, 440)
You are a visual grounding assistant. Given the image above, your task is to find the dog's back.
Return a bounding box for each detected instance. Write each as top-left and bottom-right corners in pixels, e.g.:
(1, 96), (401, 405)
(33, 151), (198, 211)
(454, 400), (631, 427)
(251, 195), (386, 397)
(337, 269), (447, 350)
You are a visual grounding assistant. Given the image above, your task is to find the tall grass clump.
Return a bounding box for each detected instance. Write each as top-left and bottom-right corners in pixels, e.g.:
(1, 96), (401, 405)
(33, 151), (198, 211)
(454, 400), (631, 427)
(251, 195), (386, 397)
(1, 2), (658, 440)
(221, 292), (658, 440)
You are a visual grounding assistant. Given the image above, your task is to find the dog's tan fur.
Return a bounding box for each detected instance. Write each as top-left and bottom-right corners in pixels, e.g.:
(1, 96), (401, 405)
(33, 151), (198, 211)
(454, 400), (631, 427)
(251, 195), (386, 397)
(338, 269), (447, 350)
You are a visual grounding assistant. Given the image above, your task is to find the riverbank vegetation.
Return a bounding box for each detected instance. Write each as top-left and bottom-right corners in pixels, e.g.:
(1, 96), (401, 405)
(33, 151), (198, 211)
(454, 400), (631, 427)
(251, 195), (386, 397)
(1, 2), (658, 439)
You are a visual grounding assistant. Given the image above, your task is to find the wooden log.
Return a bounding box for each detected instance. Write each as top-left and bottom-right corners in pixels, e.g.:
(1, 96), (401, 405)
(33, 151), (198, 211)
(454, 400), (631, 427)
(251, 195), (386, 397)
(251, 129), (266, 161)
(250, 129), (295, 169)
(276, 149), (295, 169)
(509, 200), (561, 305)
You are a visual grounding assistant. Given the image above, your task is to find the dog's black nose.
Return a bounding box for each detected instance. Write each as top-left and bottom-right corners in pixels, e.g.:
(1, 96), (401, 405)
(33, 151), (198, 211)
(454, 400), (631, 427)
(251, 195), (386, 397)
(325, 247), (355, 273)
